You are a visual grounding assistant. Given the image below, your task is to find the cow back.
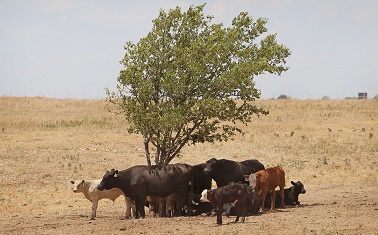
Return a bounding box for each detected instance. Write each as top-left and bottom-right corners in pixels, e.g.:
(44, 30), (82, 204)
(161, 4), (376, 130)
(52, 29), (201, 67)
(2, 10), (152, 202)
(240, 159), (265, 174)
(137, 163), (193, 198)
(255, 166), (285, 191)
(204, 158), (265, 187)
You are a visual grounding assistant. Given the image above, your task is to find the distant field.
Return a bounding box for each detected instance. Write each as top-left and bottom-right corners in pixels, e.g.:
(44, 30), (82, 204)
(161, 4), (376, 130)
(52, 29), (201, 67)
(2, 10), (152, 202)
(1, 97), (377, 234)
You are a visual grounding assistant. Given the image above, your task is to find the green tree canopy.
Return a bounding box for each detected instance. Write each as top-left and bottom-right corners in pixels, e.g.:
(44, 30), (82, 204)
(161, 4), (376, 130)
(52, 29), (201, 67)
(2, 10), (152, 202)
(106, 4), (291, 167)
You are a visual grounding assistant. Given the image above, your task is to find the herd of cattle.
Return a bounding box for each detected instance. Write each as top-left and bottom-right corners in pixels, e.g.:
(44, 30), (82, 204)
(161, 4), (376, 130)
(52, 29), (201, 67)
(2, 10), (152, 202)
(71, 158), (306, 225)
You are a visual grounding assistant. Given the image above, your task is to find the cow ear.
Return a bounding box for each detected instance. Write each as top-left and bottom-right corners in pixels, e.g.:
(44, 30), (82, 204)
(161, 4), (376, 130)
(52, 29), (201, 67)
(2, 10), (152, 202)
(291, 181), (296, 186)
(81, 180), (85, 185)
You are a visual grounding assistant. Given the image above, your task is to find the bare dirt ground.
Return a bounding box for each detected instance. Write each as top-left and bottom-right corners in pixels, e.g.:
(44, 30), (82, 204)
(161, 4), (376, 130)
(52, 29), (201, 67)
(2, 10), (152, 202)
(1, 97), (378, 234)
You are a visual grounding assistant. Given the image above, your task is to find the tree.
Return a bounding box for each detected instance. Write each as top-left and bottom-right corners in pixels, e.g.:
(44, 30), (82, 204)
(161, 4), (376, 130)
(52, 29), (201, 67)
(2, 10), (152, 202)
(106, 4), (291, 167)
(277, 94), (290, 99)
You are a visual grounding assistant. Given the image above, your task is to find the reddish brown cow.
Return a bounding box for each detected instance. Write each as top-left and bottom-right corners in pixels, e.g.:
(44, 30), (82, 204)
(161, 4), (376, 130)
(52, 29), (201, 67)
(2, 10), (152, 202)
(244, 166), (285, 212)
(145, 195), (165, 217)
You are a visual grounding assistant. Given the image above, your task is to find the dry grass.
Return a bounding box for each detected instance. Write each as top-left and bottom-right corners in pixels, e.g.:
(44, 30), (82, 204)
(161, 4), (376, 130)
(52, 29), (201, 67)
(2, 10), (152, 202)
(1, 97), (377, 234)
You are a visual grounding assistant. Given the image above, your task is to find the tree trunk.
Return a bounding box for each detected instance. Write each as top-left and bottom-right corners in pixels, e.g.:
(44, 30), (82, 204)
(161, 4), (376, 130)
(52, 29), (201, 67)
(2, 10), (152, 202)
(143, 136), (152, 172)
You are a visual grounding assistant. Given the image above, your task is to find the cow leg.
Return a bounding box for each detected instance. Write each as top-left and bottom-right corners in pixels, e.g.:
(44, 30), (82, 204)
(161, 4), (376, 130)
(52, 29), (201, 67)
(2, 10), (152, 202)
(234, 199), (246, 223)
(133, 204), (140, 219)
(124, 197), (136, 219)
(177, 186), (191, 217)
(240, 205), (246, 223)
(233, 204), (240, 223)
(241, 207), (247, 223)
(158, 199), (166, 217)
(137, 196), (146, 219)
(131, 201), (136, 218)
(124, 196), (131, 219)
(216, 210), (223, 225)
(187, 189), (193, 216)
(260, 190), (267, 212)
(91, 199), (98, 220)
(280, 185), (285, 209)
(234, 206), (240, 223)
(166, 201), (171, 217)
(271, 189), (276, 210)
(133, 196), (146, 219)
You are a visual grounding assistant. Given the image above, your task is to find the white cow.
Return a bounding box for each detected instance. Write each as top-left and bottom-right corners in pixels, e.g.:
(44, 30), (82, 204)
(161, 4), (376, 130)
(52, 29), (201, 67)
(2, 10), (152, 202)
(70, 179), (135, 220)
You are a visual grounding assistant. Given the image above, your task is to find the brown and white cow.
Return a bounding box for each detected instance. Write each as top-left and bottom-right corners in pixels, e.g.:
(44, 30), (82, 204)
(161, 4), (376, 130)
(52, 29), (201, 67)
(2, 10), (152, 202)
(244, 166), (286, 212)
(71, 179), (135, 220)
(200, 183), (249, 225)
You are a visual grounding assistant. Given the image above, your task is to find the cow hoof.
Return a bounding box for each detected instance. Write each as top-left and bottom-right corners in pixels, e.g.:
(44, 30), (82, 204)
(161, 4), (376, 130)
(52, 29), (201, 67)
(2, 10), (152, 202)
(90, 218), (95, 220)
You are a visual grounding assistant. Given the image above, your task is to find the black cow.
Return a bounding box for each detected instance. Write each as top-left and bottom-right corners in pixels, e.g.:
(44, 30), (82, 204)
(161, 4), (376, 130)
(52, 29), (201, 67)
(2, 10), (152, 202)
(264, 181), (306, 208)
(203, 158), (265, 187)
(191, 163), (212, 194)
(189, 163), (213, 216)
(97, 163), (193, 219)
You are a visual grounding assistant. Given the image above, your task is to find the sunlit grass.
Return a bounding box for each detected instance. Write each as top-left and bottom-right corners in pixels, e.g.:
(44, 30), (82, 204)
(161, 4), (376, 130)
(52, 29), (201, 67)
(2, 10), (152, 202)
(0, 97), (377, 186)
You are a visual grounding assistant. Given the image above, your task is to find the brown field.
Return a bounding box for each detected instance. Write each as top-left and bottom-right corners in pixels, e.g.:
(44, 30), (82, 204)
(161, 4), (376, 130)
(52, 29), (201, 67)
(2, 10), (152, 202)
(1, 97), (377, 235)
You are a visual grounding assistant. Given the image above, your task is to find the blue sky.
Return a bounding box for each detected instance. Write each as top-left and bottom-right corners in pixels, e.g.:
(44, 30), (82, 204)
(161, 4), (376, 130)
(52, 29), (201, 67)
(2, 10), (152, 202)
(1, 0), (377, 99)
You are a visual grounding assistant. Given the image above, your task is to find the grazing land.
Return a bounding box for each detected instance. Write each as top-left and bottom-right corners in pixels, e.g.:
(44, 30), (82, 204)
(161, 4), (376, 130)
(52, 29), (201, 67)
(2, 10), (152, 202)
(1, 97), (377, 234)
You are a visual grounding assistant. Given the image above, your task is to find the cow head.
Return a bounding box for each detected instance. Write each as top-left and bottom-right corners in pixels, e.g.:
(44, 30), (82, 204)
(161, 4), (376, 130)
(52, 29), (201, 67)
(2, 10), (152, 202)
(291, 181), (306, 194)
(200, 189), (210, 202)
(243, 174), (256, 189)
(97, 169), (118, 191)
(71, 180), (85, 193)
(203, 158), (220, 175)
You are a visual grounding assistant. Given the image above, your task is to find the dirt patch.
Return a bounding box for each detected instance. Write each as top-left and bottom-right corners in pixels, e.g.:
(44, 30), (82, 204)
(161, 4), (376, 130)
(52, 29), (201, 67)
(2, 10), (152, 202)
(2, 184), (378, 235)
